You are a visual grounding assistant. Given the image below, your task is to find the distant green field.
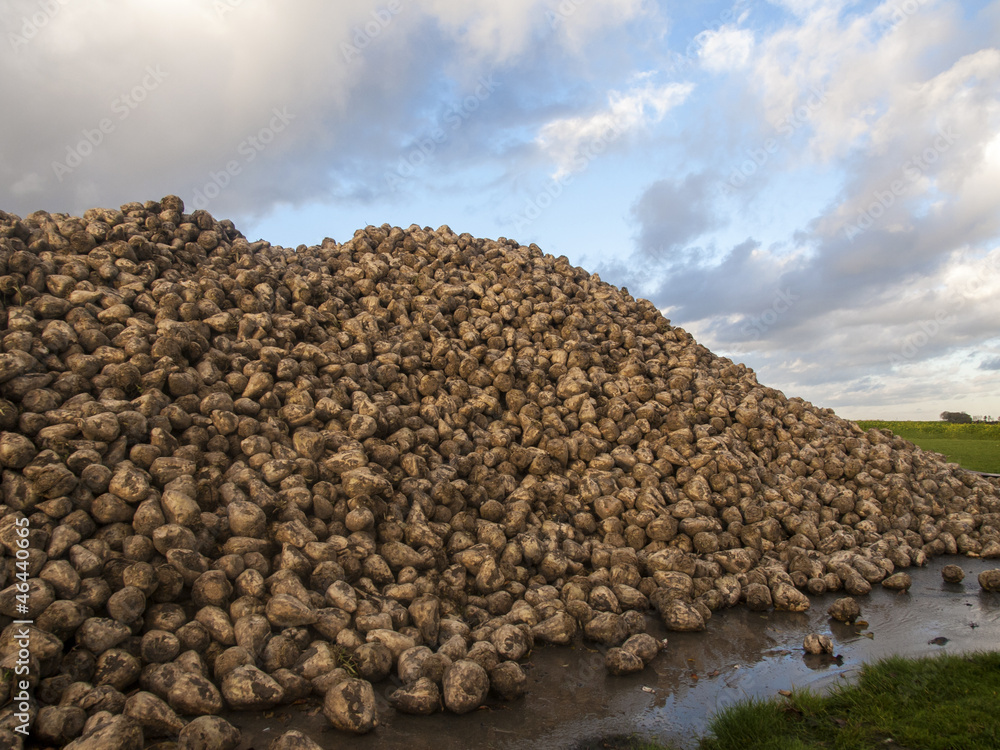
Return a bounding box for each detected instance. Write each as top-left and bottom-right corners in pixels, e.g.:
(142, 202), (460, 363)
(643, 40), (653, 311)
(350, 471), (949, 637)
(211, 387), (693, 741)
(856, 420), (1000, 473)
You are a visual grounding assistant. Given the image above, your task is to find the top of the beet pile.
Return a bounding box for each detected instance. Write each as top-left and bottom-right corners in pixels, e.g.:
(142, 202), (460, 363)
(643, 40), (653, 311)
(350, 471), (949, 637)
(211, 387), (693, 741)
(1, 195), (998, 742)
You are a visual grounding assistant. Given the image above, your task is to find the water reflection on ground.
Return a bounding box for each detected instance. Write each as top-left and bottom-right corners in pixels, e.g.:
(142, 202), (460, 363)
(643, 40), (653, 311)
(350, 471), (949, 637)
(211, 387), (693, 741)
(233, 557), (1000, 750)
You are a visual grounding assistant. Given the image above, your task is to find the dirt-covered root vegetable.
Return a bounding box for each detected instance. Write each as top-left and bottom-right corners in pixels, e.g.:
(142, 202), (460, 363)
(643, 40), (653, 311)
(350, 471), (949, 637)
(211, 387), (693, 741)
(1, 197), (998, 745)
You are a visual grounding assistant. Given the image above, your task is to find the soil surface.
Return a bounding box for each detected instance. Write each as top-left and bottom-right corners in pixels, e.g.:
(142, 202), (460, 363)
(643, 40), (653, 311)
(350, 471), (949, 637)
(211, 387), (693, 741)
(230, 556), (1000, 749)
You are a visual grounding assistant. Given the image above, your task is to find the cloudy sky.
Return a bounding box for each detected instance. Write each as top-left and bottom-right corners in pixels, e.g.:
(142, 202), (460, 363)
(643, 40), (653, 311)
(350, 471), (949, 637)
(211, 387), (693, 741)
(3, 0), (999, 421)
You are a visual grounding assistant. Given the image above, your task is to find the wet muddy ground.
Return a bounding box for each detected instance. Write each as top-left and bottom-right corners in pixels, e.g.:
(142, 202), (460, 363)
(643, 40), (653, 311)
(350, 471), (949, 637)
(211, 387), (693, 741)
(232, 556), (1000, 750)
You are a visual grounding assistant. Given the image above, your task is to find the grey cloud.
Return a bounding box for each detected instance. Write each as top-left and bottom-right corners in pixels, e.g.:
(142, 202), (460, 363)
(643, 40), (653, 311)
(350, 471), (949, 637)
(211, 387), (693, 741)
(622, 86), (1000, 380)
(980, 357), (1000, 371)
(1, 1), (654, 226)
(610, 0), (1000, 417)
(2, 2), (422, 217)
(620, 179), (1000, 415)
(630, 171), (721, 261)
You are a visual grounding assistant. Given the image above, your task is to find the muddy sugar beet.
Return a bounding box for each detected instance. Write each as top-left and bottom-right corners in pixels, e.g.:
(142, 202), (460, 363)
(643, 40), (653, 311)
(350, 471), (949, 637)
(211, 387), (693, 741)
(0, 196), (998, 745)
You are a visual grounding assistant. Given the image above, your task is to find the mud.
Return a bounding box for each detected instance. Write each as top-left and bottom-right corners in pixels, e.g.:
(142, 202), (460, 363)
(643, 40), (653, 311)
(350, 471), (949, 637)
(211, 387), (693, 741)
(229, 556), (1000, 749)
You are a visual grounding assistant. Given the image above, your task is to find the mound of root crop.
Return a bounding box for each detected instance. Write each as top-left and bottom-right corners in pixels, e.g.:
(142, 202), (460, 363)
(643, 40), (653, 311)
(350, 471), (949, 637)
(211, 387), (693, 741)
(0, 196), (998, 745)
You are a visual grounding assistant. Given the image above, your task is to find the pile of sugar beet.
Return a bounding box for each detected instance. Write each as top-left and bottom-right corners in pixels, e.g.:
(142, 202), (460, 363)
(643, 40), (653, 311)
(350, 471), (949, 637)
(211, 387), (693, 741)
(1, 195), (999, 749)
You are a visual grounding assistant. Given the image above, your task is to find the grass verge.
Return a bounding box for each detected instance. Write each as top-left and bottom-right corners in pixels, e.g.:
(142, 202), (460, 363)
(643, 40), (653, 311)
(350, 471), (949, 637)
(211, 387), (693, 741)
(622, 651), (1000, 750)
(703, 650), (1000, 749)
(856, 420), (1000, 473)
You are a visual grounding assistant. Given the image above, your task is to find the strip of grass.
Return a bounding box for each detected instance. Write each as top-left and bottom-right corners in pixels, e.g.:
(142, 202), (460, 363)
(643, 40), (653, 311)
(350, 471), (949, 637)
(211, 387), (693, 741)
(621, 652), (1000, 750)
(857, 420), (1000, 473)
(702, 651), (1000, 749)
(658, 651), (1000, 750)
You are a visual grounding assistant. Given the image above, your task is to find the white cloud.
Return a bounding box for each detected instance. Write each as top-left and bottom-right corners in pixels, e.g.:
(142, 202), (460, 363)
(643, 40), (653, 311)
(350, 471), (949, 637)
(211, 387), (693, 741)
(672, 242), (1000, 419)
(618, 0), (1000, 419)
(766, 0), (848, 18)
(750, 0), (986, 165)
(417, 0), (650, 67)
(696, 25), (754, 71)
(547, 0), (649, 54)
(418, 0), (542, 67)
(0, 0), (659, 220)
(536, 79), (693, 178)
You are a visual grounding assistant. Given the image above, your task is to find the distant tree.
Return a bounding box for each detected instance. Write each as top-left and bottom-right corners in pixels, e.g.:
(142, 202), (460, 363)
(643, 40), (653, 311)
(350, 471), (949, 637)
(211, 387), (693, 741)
(940, 411), (972, 423)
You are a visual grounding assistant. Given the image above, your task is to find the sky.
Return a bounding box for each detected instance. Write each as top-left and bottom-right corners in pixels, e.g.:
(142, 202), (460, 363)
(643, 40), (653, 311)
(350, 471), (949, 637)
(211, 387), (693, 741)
(2, 0), (999, 421)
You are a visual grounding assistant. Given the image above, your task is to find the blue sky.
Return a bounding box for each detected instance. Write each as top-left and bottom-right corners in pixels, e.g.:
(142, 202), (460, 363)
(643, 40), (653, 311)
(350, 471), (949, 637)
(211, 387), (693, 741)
(3, 0), (999, 420)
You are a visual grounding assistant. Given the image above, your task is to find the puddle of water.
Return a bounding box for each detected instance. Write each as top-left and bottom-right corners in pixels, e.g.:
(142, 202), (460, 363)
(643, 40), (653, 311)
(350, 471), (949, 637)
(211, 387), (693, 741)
(230, 557), (1000, 750)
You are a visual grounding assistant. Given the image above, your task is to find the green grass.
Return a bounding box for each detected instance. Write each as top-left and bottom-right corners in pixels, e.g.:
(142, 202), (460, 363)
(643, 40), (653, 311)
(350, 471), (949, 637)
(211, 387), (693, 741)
(632, 651), (1000, 750)
(856, 420), (1000, 473)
